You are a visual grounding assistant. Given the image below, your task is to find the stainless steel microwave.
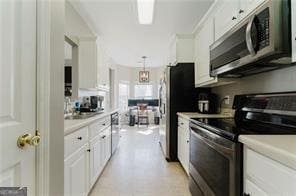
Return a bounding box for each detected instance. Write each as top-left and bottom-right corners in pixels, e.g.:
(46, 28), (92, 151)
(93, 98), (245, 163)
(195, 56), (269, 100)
(210, 0), (294, 78)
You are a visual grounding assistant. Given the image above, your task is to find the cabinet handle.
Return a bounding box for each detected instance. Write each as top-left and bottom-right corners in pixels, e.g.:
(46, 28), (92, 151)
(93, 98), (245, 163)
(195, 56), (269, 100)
(187, 140), (189, 143)
(77, 137), (82, 140)
(180, 123), (184, 125)
(102, 123), (106, 126)
(243, 193), (250, 196)
(87, 149), (91, 152)
(239, 9), (244, 14)
(101, 135), (106, 139)
(232, 16), (237, 20)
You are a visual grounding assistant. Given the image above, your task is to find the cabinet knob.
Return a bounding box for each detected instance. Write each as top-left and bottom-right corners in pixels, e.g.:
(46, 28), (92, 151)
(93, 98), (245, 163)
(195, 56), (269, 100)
(243, 193), (250, 196)
(239, 9), (244, 14)
(102, 123), (106, 126)
(232, 16), (237, 20)
(77, 136), (82, 140)
(87, 149), (91, 152)
(187, 140), (189, 143)
(180, 123), (184, 125)
(101, 135), (106, 139)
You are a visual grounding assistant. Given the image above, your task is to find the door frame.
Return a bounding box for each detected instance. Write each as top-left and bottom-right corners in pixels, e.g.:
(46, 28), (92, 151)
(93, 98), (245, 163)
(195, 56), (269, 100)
(36, 0), (65, 195)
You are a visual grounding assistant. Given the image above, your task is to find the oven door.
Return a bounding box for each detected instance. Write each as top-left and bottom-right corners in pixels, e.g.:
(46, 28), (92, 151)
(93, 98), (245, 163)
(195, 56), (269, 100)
(189, 123), (242, 196)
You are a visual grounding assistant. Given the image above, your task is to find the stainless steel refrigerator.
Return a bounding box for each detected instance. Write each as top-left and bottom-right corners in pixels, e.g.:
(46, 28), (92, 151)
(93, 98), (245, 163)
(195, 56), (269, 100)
(159, 63), (209, 161)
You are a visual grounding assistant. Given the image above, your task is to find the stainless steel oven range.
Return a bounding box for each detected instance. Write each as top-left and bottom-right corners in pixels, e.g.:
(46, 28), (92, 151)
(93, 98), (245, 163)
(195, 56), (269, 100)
(189, 92), (296, 196)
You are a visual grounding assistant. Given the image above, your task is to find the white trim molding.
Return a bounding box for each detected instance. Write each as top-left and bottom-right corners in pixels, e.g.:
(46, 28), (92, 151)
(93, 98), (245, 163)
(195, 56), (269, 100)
(36, 1), (50, 195)
(36, 0), (65, 196)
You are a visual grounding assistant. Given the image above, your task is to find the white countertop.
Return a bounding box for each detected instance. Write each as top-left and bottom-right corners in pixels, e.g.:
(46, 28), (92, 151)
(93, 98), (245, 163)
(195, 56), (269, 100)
(64, 109), (119, 136)
(177, 111), (233, 120)
(239, 135), (296, 170)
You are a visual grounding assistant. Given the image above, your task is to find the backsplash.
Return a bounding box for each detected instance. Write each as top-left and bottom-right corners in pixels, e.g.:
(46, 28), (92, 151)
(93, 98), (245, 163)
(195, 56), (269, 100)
(212, 66), (296, 108)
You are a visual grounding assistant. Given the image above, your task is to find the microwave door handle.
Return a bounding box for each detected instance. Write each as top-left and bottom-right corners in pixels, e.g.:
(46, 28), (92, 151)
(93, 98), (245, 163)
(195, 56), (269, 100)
(246, 16), (256, 56)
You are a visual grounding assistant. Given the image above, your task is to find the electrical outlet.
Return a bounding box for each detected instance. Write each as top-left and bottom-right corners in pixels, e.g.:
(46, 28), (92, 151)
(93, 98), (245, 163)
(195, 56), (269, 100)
(224, 96), (230, 105)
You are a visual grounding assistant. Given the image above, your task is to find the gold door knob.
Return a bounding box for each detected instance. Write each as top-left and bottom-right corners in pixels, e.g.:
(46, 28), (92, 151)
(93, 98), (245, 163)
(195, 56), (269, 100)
(17, 133), (40, 149)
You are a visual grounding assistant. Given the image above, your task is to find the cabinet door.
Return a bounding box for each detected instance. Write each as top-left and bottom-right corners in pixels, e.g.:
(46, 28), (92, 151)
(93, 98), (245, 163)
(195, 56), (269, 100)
(184, 126), (190, 175)
(292, 0), (296, 62)
(105, 126), (112, 161)
(194, 18), (217, 86)
(239, 0), (266, 20)
(65, 144), (88, 196)
(244, 179), (268, 196)
(99, 131), (107, 167)
(97, 44), (110, 89)
(214, 0), (240, 40)
(178, 126), (182, 163)
(89, 136), (102, 188)
(244, 147), (296, 196)
(79, 40), (97, 88)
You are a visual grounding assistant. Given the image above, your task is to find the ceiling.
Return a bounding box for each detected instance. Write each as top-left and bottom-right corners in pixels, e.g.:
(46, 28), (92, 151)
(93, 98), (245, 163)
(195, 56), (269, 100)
(70, 0), (214, 67)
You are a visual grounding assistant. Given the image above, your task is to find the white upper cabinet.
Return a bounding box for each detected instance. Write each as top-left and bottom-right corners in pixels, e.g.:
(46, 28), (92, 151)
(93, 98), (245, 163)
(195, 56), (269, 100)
(239, 0), (266, 19)
(214, 0), (266, 41)
(214, 1), (240, 40)
(97, 43), (110, 91)
(194, 18), (217, 87)
(79, 38), (98, 89)
(292, 0), (296, 63)
(168, 34), (194, 65)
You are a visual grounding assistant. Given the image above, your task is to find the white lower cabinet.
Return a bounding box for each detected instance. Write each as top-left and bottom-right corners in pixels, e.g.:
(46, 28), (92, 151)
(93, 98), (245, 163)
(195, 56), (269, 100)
(177, 117), (190, 175)
(65, 144), (89, 196)
(243, 147), (296, 196)
(89, 135), (102, 188)
(99, 126), (111, 167)
(65, 117), (112, 196)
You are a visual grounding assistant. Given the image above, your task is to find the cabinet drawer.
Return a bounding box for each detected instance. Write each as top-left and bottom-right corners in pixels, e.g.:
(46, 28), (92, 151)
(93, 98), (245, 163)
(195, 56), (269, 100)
(65, 126), (88, 158)
(244, 147), (296, 195)
(178, 117), (189, 129)
(89, 116), (111, 138)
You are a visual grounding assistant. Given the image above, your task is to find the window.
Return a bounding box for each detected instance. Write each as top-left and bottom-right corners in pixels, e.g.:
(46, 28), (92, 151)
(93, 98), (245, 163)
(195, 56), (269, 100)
(134, 84), (153, 99)
(118, 82), (129, 112)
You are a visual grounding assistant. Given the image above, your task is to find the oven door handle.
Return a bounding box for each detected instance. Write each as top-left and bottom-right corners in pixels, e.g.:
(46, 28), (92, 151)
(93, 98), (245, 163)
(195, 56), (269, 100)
(191, 130), (234, 157)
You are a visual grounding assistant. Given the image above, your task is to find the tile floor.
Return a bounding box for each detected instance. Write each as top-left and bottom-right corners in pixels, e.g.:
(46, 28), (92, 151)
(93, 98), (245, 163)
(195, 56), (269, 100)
(89, 125), (191, 196)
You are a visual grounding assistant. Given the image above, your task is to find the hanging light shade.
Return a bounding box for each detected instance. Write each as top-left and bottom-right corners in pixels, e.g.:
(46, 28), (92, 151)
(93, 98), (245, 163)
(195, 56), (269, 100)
(139, 56), (149, 83)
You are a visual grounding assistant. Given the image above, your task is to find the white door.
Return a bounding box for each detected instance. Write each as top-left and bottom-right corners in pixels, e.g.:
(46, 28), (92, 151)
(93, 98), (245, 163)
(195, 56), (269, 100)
(0, 0), (37, 195)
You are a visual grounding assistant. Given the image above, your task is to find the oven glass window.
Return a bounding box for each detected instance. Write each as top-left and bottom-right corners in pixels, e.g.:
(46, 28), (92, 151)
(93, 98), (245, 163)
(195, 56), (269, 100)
(190, 132), (230, 196)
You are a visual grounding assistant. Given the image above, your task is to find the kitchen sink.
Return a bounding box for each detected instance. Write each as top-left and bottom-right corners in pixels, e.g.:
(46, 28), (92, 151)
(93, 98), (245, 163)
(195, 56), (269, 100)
(64, 111), (104, 120)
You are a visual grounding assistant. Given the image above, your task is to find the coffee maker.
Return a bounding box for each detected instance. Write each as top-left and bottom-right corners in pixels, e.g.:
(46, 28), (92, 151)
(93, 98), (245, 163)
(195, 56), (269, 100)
(198, 93), (218, 114)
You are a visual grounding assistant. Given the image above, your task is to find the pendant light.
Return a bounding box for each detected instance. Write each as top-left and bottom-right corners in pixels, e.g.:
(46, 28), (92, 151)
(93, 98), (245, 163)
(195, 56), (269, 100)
(139, 56), (149, 83)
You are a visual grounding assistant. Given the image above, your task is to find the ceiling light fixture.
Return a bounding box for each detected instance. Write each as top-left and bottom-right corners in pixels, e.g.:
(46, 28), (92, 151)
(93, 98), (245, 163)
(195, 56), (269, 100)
(137, 0), (155, 24)
(139, 56), (149, 83)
